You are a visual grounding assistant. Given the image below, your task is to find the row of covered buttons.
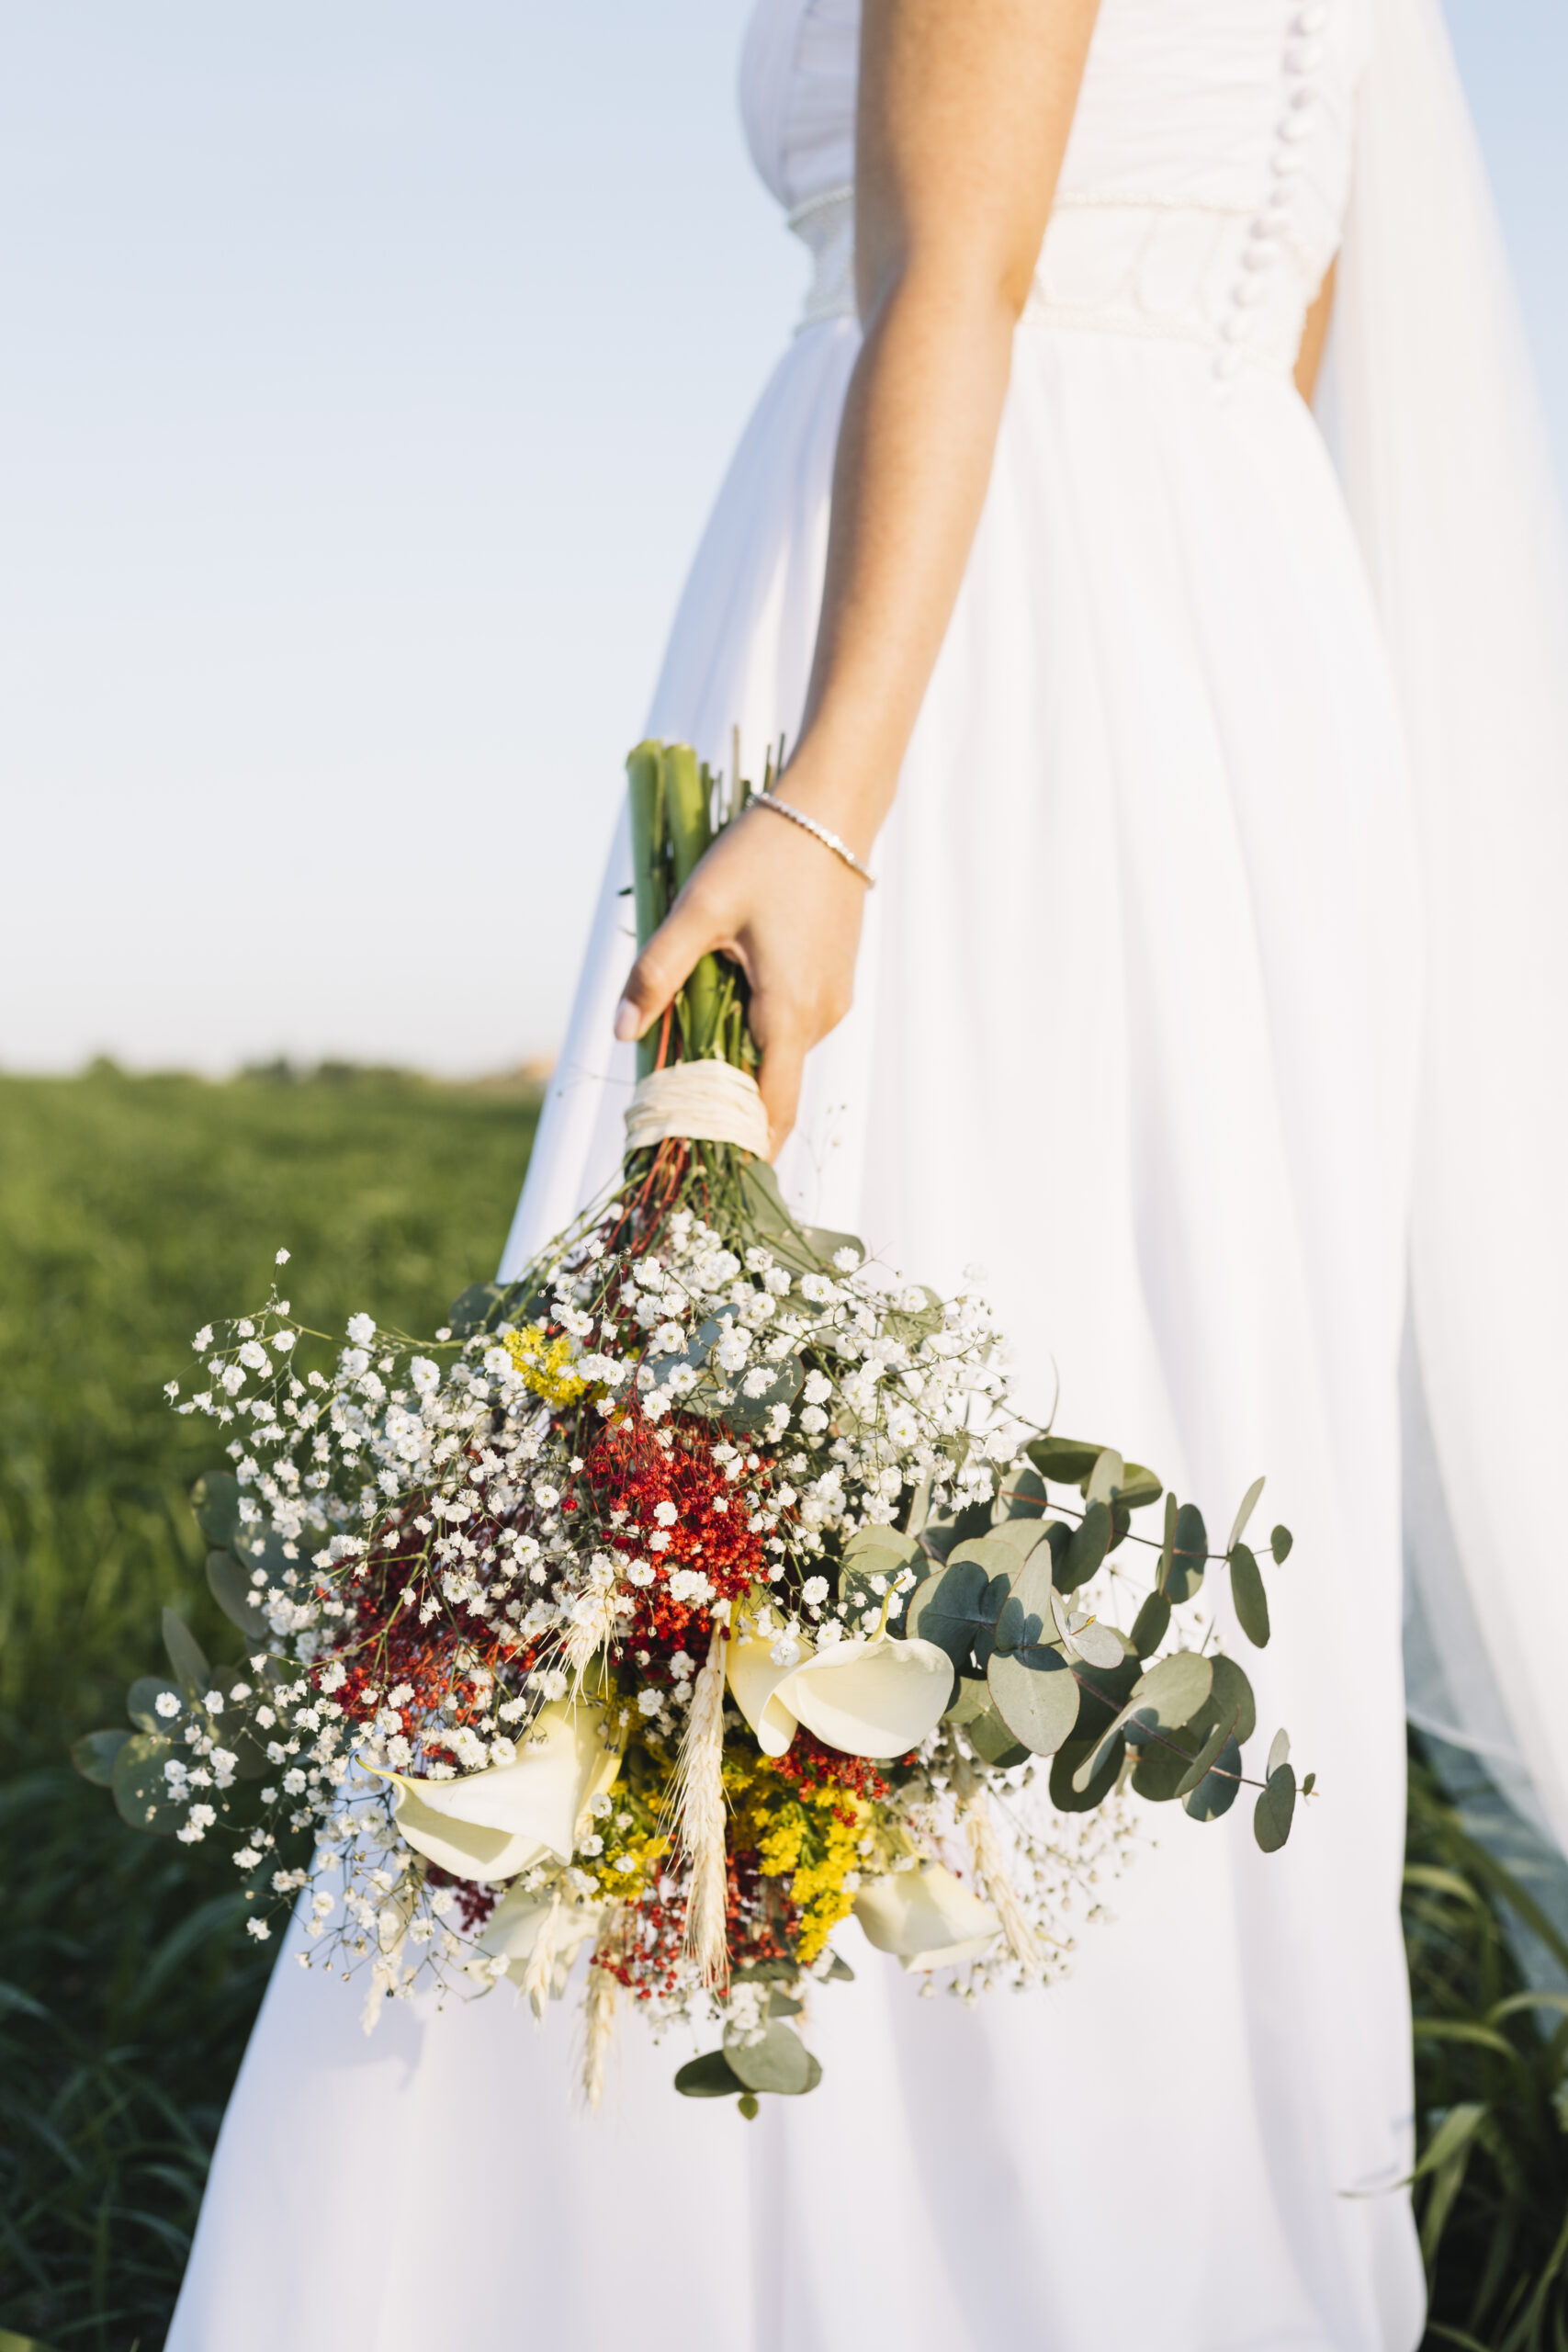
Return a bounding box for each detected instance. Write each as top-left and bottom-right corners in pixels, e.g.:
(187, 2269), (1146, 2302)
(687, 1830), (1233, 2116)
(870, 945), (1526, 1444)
(1214, 1), (1327, 381)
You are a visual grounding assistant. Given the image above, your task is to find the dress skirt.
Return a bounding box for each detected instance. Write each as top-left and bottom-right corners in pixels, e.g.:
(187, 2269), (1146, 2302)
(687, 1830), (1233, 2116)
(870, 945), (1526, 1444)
(170, 311), (1427, 2351)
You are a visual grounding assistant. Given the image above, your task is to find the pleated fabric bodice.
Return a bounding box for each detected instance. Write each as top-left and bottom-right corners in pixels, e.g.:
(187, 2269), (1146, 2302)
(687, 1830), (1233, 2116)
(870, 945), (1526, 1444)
(740, 0), (1362, 376)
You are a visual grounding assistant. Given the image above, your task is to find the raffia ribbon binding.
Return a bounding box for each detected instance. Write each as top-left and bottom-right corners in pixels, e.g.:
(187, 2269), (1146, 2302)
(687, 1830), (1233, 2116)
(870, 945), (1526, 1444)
(624, 1061), (770, 1158)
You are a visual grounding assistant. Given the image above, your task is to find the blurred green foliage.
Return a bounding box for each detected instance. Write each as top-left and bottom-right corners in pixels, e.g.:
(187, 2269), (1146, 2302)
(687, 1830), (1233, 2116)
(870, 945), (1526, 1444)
(1404, 1739), (1568, 2346)
(0, 1066), (536, 2350)
(4, 1068), (1568, 2349)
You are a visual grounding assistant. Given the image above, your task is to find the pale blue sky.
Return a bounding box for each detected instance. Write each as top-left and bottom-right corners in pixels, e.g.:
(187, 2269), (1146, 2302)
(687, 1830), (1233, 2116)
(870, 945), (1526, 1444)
(2, 1), (1563, 1076)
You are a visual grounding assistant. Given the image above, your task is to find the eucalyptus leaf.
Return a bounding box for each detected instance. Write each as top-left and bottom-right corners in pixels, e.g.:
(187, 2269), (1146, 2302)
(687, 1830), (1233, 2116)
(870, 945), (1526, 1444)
(841, 1527), (922, 1576)
(1227, 1476), (1267, 1555)
(1162, 1503), (1208, 1605)
(1116, 1462), (1165, 1511)
(738, 1160), (863, 1277)
(919, 1498), (994, 1562)
(1049, 1733), (1125, 1813)
(1267, 1727), (1292, 1780)
(1192, 1653), (1257, 1748)
(112, 1732), (185, 1836)
(674, 2049), (745, 2099)
(976, 1521), (1055, 1600)
(1135, 1649), (1215, 1725)
(1255, 1762), (1298, 1853)
(1025, 1436), (1101, 1487)
(127, 1675), (184, 1735)
(447, 1281), (511, 1338)
(71, 1728), (130, 1787)
(965, 1702), (1032, 1770)
(207, 1549), (269, 1643)
(1086, 1448), (1124, 1505)
(737, 1156), (792, 1234)
(1183, 1735), (1243, 1822)
(908, 1560), (1010, 1676)
(987, 1645), (1081, 1757)
(943, 1676), (990, 1727)
(953, 1523), (1045, 1577)
(1075, 1648), (1213, 1791)
(1229, 1542), (1270, 1648)
(724, 1356), (804, 1435)
(161, 1610), (211, 1702)
(884, 1285), (944, 1347)
(1131, 1730), (1201, 1803)
(839, 1526), (922, 1623)
(1024, 1435), (1161, 1509)
(1176, 1721), (1234, 1799)
(1157, 1491), (1177, 1593)
(725, 2019), (821, 2096)
(189, 1470), (242, 1548)
(1270, 1523), (1294, 1564)
(216, 1668), (276, 1779)
(1066, 1648), (1142, 1727)
(1129, 1591), (1171, 1658)
(1057, 1500), (1111, 1595)
(991, 1546), (1056, 1657)
(229, 1524), (293, 1588)
(1071, 1618), (1127, 1671)
(995, 1466), (1049, 1521)
(798, 1226), (864, 1274)
(660, 1317), (728, 1417)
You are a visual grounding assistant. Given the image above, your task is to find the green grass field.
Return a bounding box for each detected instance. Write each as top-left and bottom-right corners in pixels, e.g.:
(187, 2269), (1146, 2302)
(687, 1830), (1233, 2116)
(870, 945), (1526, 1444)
(0, 1067), (536, 2350)
(2, 1067), (1566, 2348)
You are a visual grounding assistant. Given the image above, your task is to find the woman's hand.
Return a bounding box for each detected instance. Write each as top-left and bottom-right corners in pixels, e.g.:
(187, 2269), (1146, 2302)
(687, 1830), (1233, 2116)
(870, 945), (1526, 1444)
(614, 768), (872, 1158)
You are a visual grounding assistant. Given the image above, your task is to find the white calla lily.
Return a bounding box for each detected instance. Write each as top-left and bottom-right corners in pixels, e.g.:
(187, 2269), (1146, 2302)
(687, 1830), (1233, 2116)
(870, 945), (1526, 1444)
(377, 1700), (622, 1883)
(854, 1862), (1002, 1973)
(726, 1629), (953, 1760)
(726, 1632), (811, 1756)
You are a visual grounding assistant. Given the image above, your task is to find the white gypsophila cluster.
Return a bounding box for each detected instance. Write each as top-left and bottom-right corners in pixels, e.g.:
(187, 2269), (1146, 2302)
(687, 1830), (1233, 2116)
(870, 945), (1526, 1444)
(938, 1761), (1140, 2004)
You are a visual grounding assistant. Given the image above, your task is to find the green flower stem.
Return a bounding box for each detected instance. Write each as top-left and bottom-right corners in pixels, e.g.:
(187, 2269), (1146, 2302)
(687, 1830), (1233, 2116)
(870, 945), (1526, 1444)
(626, 742), (670, 1079)
(626, 740), (758, 1081)
(662, 743), (724, 1060)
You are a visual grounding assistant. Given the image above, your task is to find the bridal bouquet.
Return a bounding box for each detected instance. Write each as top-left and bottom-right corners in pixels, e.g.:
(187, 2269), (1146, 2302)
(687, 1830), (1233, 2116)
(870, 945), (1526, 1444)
(75, 741), (1304, 2113)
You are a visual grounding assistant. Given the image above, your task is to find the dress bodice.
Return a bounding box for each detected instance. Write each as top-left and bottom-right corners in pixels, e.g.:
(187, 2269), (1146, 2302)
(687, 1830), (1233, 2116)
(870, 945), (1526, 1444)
(739, 0), (1366, 378)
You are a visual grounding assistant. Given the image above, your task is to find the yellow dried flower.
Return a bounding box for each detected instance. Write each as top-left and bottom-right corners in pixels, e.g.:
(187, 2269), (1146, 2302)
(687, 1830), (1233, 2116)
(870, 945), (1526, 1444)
(725, 1751), (872, 1965)
(503, 1322), (589, 1405)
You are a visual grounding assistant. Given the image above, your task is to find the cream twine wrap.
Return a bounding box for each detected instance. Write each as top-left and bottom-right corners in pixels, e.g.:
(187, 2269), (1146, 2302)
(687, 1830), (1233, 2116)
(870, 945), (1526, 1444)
(624, 1061), (769, 1158)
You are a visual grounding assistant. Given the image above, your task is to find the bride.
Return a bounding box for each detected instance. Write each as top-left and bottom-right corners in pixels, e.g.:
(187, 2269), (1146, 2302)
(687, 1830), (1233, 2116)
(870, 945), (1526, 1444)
(170, 0), (1568, 2345)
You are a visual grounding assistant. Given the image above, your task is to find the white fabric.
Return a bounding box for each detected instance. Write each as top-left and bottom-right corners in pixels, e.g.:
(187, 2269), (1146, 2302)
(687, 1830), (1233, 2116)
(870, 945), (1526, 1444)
(623, 1060), (772, 1155)
(170, 1), (1566, 2345)
(1324, 0), (1568, 1849)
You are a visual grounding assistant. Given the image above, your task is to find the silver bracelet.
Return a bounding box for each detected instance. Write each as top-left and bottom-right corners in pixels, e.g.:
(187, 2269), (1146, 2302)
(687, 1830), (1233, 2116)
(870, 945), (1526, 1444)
(751, 791), (875, 888)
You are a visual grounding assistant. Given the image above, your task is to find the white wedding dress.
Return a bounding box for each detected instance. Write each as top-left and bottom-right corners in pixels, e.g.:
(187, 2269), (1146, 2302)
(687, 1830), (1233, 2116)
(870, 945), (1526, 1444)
(171, 3), (1568, 2346)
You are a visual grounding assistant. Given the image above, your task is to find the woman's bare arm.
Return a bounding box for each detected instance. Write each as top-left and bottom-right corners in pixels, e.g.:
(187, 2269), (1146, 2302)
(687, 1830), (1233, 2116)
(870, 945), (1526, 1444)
(615, 0), (1101, 1151)
(1294, 259), (1336, 405)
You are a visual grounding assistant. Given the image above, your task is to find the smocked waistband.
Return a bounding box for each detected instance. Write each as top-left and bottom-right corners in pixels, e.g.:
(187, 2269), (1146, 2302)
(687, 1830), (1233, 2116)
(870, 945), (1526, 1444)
(786, 186), (1321, 383)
